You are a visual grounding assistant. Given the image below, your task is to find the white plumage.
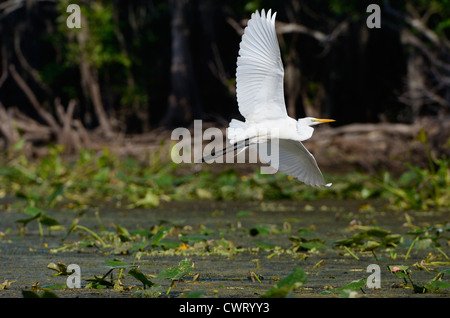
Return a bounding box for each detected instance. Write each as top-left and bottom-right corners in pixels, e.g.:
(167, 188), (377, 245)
(227, 9), (334, 187)
(236, 9), (287, 123)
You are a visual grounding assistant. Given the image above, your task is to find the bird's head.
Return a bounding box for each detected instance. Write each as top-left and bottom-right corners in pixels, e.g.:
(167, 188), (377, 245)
(298, 117), (335, 127)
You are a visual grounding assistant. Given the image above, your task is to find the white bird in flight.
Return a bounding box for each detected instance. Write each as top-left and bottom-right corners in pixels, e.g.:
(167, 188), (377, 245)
(206, 9), (334, 187)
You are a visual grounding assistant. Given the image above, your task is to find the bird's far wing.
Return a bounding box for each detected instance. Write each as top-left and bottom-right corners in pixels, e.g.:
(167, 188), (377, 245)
(258, 139), (329, 187)
(236, 9), (287, 122)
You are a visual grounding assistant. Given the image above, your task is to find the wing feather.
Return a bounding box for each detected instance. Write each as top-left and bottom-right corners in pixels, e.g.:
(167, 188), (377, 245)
(258, 139), (329, 187)
(236, 9), (287, 122)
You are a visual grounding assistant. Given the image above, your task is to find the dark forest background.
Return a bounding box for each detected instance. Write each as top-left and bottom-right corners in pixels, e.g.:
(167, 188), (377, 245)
(0, 0), (449, 152)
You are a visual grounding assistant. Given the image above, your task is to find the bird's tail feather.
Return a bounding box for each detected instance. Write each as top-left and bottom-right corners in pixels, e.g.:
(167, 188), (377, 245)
(200, 138), (250, 163)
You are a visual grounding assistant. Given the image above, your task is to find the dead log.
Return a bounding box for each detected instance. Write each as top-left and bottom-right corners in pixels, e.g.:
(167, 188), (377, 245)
(308, 118), (450, 173)
(54, 98), (81, 151)
(0, 98), (91, 154)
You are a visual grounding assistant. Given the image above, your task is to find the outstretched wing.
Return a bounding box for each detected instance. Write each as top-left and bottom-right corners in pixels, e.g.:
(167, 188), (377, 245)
(258, 139), (330, 187)
(236, 9), (287, 123)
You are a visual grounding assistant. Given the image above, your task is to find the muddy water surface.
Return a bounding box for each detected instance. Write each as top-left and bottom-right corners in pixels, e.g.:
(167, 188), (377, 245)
(0, 200), (448, 298)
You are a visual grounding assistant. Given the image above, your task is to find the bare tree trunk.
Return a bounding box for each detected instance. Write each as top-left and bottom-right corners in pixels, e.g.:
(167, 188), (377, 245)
(161, 0), (201, 127)
(407, 53), (426, 119)
(112, 1), (150, 132)
(76, 15), (114, 138)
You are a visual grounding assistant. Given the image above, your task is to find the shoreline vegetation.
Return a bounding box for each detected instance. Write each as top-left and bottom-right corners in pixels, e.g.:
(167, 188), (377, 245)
(0, 122), (448, 212)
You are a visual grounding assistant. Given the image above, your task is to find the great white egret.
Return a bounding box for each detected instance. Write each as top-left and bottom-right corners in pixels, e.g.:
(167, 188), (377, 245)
(206, 9), (334, 187)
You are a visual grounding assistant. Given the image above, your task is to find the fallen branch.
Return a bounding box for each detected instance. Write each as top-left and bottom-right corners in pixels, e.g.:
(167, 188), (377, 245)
(9, 64), (60, 133)
(0, 101), (20, 147)
(14, 24), (52, 96)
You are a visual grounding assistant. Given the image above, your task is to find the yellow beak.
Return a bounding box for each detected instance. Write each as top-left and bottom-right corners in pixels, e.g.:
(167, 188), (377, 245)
(312, 118), (335, 123)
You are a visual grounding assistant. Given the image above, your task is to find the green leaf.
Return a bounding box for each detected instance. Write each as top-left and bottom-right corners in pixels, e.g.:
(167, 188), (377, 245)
(424, 280), (450, 292)
(46, 183), (64, 207)
(40, 284), (67, 290)
(322, 278), (367, 297)
(364, 228), (391, 238)
(336, 278), (367, 292)
(249, 224), (278, 236)
(290, 236), (328, 251)
(133, 285), (163, 298)
(362, 240), (381, 251)
(47, 262), (69, 276)
(414, 238), (433, 249)
(85, 275), (114, 288)
(151, 227), (173, 247)
(388, 265), (409, 272)
(297, 228), (318, 237)
(155, 241), (180, 249)
(131, 241), (149, 251)
(24, 206), (47, 216)
(261, 267), (307, 298)
(134, 191), (160, 207)
(116, 224), (130, 239)
(277, 267), (307, 288)
(21, 290), (41, 298)
(157, 259), (193, 281)
(388, 265), (410, 278)
(39, 215), (60, 227)
(15, 213), (41, 226)
(183, 290), (206, 298)
(253, 240), (276, 249)
(22, 290), (59, 298)
(236, 210), (250, 217)
(128, 268), (155, 288)
(180, 234), (208, 244)
(40, 290), (59, 298)
(295, 241), (328, 251)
